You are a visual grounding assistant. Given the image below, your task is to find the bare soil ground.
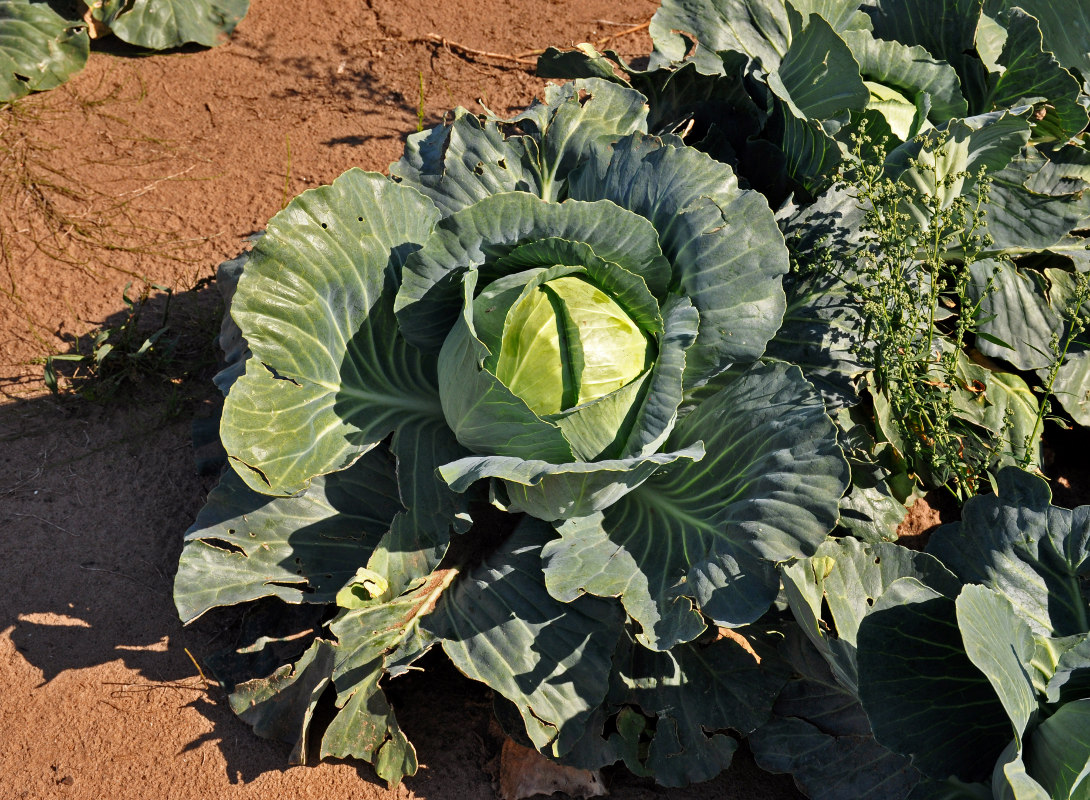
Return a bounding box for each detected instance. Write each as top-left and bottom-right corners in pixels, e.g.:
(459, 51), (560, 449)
(0, 1), (807, 798)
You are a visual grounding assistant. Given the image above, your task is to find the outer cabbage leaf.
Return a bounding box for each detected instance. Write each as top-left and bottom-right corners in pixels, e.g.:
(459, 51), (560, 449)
(993, 700), (1090, 800)
(969, 259), (1060, 371)
(425, 518), (625, 758)
(865, 0), (989, 112)
(927, 467), (1090, 638)
(750, 626), (924, 800)
(763, 14), (868, 192)
(885, 109), (1032, 233)
(951, 349), (1042, 468)
(542, 362), (848, 650)
(841, 30), (968, 127)
(220, 169), (444, 496)
(1022, 698), (1090, 798)
(771, 14), (868, 121)
(766, 186), (870, 409)
(537, 46), (766, 172)
(228, 637), (335, 766)
(320, 569), (456, 784)
(983, 0), (1090, 90)
(611, 630), (790, 787)
(648, 0), (794, 74)
(90, 0), (248, 48)
(856, 578), (1013, 782)
(174, 448), (401, 623)
(1053, 349), (1090, 426)
(225, 570), (455, 786)
(391, 78), (648, 216)
(956, 585), (1040, 744)
(782, 536), (961, 694)
(984, 147), (1090, 253)
(982, 9), (1088, 142)
(0, 0), (88, 101)
(364, 416), (474, 596)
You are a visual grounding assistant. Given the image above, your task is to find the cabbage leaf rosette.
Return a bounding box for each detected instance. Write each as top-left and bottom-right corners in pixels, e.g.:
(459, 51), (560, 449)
(174, 79), (849, 788)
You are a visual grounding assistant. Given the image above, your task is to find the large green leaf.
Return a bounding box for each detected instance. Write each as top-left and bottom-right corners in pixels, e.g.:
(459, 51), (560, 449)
(856, 578), (1012, 782)
(984, 0), (1090, 86)
(771, 14), (868, 121)
(568, 134), (789, 383)
(91, 0), (248, 48)
(511, 79), (652, 200)
(866, 0), (989, 112)
(320, 570), (458, 785)
(970, 259), (1061, 371)
(927, 467), (1090, 638)
(1047, 634), (1090, 705)
(1054, 349), (1090, 426)
(542, 362), (848, 650)
(174, 449), (401, 623)
(951, 350), (1042, 467)
(984, 9), (1088, 142)
(1024, 698), (1090, 798)
(440, 445), (704, 522)
(782, 537), (961, 693)
(363, 417), (473, 597)
(956, 584), (1040, 743)
(392, 110), (540, 217)
(764, 14), (868, 192)
(225, 570), (456, 787)
(536, 46), (767, 156)
(885, 110), (1031, 232)
(425, 518), (624, 758)
(985, 146), (1090, 253)
(0, 0), (88, 101)
(391, 79), (648, 216)
(220, 170), (442, 495)
(229, 638), (335, 765)
(750, 626), (924, 800)
(613, 630), (789, 787)
(767, 186), (870, 409)
(648, 0), (794, 74)
(842, 30), (969, 125)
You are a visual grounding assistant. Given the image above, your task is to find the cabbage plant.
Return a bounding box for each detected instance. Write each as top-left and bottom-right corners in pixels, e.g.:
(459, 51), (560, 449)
(175, 79), (849, 787)
(0, 0), (248, 102)
(759, 468), (1090, 799)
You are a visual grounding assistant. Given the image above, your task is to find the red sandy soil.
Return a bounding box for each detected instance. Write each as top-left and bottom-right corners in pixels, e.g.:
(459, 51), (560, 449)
(0, 1), (805, 798)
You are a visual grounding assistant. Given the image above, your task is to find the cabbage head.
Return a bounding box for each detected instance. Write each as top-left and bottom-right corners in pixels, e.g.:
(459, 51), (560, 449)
(176, 79), (849, 787)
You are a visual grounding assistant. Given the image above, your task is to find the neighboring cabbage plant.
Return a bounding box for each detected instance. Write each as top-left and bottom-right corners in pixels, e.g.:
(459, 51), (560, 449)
(540, 0), (1089, 200)
(0, 0), (248, 102)
(753, 467), (1090, 799)
(174, 79), (849, 787)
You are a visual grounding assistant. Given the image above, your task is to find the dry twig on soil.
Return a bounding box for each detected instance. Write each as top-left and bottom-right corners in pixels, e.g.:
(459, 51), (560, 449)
(413, 18), (651, 69)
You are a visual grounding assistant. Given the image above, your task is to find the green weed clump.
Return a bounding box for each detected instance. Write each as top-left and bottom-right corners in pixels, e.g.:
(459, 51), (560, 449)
(43, 282), (176, 401)
(843, 128), (1008, 500)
